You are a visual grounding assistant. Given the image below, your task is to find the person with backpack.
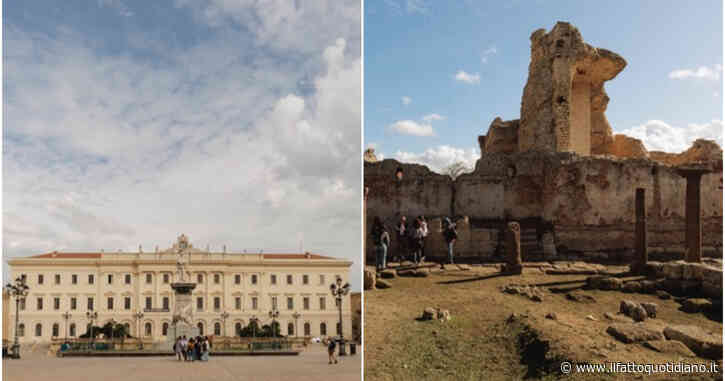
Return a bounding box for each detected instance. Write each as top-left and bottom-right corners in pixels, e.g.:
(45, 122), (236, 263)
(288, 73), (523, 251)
(327, 337), (338, 364)
(443, 217), (458, 264)
(371, 217), (390, 272)
(394, 216), (407, 263)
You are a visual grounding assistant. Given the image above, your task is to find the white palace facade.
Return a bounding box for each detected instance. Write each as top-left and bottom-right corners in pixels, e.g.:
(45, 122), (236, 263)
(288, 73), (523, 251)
(5, 235), (353, 344)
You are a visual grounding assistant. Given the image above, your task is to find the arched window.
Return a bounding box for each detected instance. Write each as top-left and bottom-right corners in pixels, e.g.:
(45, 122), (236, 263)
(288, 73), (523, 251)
(320, 322), (327, 336)
(144, 322), (152, 336)
(304, 322), (311, 336)
(197, 322), (204, 336)
(162, 322), (169, 336)
(123, 323), (130, 334)
(70, 323), (76, 337)
(35, 323), (42, 337)
(18, 323), (25, 337)
(52, 323), (60, 337)
(287, 322), (294, 336)
(214, 322), (221, 336)
(235, 322), (242, 336)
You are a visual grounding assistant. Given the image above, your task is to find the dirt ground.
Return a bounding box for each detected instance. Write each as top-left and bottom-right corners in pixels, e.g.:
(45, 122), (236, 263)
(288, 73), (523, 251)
(364, 265), (723, 381)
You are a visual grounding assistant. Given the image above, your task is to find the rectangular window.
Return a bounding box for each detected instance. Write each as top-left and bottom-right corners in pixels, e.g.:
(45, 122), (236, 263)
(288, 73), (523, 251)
(252, 297), (258, 310)
(87, 297), (94, 311)
(303, 297), (310, 310)
(197, 274), (203, 284)
(303, 275), (309, 285)
(146, 273), (152, 284)
(107, 274), (113, 285)
(125, 274), (131, 284)
(251, 274), (258, 285)
(145, 297), (152, 310)
(234, 274), (241, 284)
(196, 297), (203, 310)
(37, 297), (43, 310)
(286, 275), (293, 285)
(235, 297), (241, 310)
(54, 297), (60, 310)
(38, 274), (44, 285)
(72, 274), (78, 285)
(55, 274), (61, 285)
(319, 274), (325, 285)
(107, 297), (114, 310)
(271, 274), (277, 285)
(163, 274), (169, 284)
(70, 297), (77, 310)
(124, 297), (131, 310)
(214, 274), (220, 284)
(214, 297), (220, 310)
(287, 297), (293, 310)
(272, 296), (278, 310)
(88, 274), (94, 284)
(163, 297), (169, 310)
(319, 297), (326, 310)
(19, 298), (26, 310)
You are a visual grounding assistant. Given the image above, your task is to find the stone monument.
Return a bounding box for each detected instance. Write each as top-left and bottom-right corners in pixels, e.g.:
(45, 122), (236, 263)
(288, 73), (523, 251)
(170, 234), (199, 340)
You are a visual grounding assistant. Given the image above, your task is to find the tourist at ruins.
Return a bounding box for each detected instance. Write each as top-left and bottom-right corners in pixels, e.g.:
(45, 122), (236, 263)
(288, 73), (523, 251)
(326, 337), (338, 364)
(443, 217), (458, 264)
(194, 336), (202, 360)
(394, 216), (407, 262)
(370, 217), (390, 271)
(409, 218), (424, 263)
(180, 336), (188, 361)
(174, 336), (183, 361)
(187, 337), (195, 361)
(419, 216), (428, 263)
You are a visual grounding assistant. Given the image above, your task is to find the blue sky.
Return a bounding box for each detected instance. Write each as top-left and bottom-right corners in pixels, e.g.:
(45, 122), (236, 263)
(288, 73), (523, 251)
(3, 1), (362, 289)
(365, 0), (723, 172)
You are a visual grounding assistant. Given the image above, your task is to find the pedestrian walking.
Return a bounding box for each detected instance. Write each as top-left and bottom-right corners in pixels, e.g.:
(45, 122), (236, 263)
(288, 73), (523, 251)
(201, 336), (210, 361)
(327, 338), (338, 364)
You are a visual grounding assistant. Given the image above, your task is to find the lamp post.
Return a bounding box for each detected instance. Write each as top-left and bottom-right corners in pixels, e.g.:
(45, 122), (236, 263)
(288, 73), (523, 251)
(86, 311), (98, 350)
(291, 311), (300, 338)
(268, 308), (279, 338)
(133, 311), (144, 349)
(330, 276), (350, 356)
(220, 311), (229, 349)
(5, 277), (29, 359)
(62, 312), (72, 341)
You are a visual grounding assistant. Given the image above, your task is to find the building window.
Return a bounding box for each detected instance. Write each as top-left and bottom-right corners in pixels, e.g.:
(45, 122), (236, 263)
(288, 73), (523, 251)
(319, 297), (326, 310)
(162, 322), (169, 336)
(144, 322), (152, 336)
(55, 274), (61, 285)
(214, 274), (220, 284)
(107, 297), (114, 310)
(197, 274), (203, 284)
(251, 275), (258, 285)
(107, 274), (113, 285)
(214, 297), (221, 311)
(87, 297), (94, 311)
(19, 298), (26, 310)
(146, 273), (152, 284)
(163, 297), (169, 310)
(124, 297), (131, 310)
(38, 274), (44, 285)
(214, 322), (221, 336)
(303, 275), (309, 285)
(196, 297), (203, 311)
(234, 274), (241, 284)
(72, 274), (78, 285)
(270, 274), (277, 285)
(145, 297), (152, 310)
(235, 297), (241, 310)
(69, 323), (76, 337)
(286, 275), (293, 285)
(20, 274), (27, 283)
(287, 297), (293, 310)
(288, 323), (294, 336)
(304, 322), (311, 336)
(272, 296), (278, 310)
(54, 297), (60, 310)
(303, 297), (310, 310)
(18, 323), (25, 337)
(235, 322), (242, 336)
(320, 323), (327, 336)
(197, 322), (204, 336)
(70, 297), (77, 310)
(252, 297), (258, 310)
(125, 274), (131, 284)
(319, 275), (325, 285)
(163, 274), (169, 284)
(88, 274), (94, 284)
(35, 323), (42, 337)
(37, 297), (43, 311)
(52, 323), (59, 337)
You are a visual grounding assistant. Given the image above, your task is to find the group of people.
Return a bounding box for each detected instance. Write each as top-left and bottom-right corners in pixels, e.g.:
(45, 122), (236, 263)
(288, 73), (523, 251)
(173, 335), (211, 362)
(370, 214), (458, 271)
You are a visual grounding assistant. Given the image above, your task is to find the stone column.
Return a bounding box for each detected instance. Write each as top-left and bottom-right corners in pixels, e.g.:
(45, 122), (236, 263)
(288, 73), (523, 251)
(633, 188), (647, 273)
(503, 222), (522, 274)
(679, 169), (706, 263)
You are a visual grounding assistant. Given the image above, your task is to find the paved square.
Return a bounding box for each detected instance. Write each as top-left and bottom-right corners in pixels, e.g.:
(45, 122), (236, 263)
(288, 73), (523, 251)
(3, 346), (361, 381)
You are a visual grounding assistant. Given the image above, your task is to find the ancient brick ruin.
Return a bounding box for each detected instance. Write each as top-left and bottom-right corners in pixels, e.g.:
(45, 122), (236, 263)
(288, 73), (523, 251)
(365, 22), (723, 268)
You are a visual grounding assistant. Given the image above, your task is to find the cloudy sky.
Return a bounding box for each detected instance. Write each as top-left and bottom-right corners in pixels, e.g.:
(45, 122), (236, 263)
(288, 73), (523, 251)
(3, 1), (362, 289)
(365, 0), (723, 173)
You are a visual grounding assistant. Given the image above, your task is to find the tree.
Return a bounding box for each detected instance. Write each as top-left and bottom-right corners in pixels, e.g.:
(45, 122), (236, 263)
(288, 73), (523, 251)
(443, 161), (472, 180)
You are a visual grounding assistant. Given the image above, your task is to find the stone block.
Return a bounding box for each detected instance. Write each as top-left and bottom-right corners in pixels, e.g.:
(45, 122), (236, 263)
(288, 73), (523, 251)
(681, 298), (713, 314)
(663, 325), (723, 360)
(606, 324), (664, 344)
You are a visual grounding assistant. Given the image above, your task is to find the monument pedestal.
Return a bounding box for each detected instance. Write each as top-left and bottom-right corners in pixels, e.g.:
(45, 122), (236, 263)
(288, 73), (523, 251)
(170, 282), (198, 341)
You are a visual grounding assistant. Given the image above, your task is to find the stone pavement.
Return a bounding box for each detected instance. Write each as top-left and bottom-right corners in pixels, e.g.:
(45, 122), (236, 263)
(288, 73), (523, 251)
(2, 345), (361, 381)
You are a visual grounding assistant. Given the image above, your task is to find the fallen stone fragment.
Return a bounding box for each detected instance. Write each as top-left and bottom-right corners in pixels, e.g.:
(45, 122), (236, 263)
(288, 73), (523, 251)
(640, 280), (657, 294)
(631, 305), (648, 322)
(681, 298), (713, 313)
(421, 307), (436, 321)
(642, 340), (696, 357)
(599, 277), (623, 291)
(606, 324), (664, 344)
(586, 315), (598, 321)
(565, 292), (596, 303)
(396, 269), (416, 277)
(656, 290), (671, 300)
(375, 279), (392, 289)
(364, 270), (376, 290)
(640, 302), (657, 318)
(603, 312), (632, 323)
(436, 309), (451, 321)
(622, 281), (642, 293)
(619, 300), (638, 315)
(663, 325), (723, 360)
(380, 269), (397, 279)
(545, 312), (557, 320)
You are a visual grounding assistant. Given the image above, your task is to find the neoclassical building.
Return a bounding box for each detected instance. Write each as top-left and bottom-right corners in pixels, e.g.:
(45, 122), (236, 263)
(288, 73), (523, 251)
(5, 235), (353, 344)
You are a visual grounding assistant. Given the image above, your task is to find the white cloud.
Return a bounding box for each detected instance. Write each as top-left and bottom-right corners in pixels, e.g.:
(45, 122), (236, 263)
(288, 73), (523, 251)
(393, 145), (479, 174)
(422, 113), (444, 122)
(618, 119), (723, 153)
(388, 120), (434, 137)
(401, 96), (412, 106)
(455, 70), (480, 84)
(668, 64), (722, 81)
(98, 0), (134, 17)
(481, 45), (497, 63)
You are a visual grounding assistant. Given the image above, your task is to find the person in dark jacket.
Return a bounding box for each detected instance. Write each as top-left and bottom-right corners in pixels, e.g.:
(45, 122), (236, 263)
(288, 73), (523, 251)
(371, 217), (390, 272)
(394, 216), (407, 263)
(443, 217), (458, 264)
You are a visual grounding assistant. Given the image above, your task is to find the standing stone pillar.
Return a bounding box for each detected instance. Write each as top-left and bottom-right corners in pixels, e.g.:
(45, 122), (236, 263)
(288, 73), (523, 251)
(678, 169), (707, 263)
(503, 222), (522, 274)
(632, 188), (647, 273)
